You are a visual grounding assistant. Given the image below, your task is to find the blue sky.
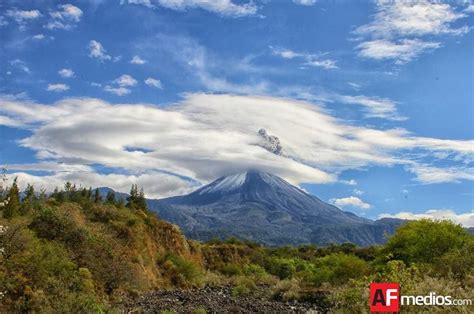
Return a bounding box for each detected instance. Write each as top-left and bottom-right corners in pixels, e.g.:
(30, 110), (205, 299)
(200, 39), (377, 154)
(0, 0), (473, 226)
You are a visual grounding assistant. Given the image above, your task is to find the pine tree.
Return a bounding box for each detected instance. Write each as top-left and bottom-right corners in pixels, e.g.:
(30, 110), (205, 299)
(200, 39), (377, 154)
(106, 190), (116, 205)
(39, 188), (47, 201)
(138, 187), (147, 211)
(3, 178), (20, 219)
(94, 188), (102, 203)
(126, 184), (138, 210)
(24, 184), (36, 202)
(126, 184), (147, 210)
(20, 184), (36, 214)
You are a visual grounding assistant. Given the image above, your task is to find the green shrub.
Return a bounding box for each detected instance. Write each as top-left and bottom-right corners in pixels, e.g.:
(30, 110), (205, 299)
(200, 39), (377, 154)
(232, 276), (257, 297)
(221, 263), (243, 277)
(161, 254), (203, 287)
(434, 238), (474, 282)
(266, 257), (297, 279)
(383, 219), (470, 264)
(315, 253), (369, 285)
(29, 208), (74, 241)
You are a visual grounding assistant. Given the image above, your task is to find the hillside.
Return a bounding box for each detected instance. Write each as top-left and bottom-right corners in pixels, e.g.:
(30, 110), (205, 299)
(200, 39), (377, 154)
(150, 170), (405, 246)
(1, 181), (472, 313)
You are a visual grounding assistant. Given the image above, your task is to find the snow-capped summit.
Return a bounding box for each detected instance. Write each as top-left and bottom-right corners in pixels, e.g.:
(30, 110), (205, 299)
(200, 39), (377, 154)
(198, 172), (248, 194)
(150, 170), (404, 246)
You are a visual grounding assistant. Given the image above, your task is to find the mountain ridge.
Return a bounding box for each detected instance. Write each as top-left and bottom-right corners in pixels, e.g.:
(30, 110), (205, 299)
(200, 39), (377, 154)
(147, 170), (406, 246)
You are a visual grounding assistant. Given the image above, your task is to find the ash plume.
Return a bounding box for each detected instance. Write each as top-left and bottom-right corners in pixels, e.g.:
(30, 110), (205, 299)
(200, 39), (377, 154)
(258, 128), (283, 156)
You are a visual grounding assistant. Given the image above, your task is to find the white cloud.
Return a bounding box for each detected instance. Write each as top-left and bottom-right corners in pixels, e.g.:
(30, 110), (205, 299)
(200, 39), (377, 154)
(45, 4), (83, 30)
(408, 165), (474, 184)
(88, 40), (112, 61)
(353, 189), (364, 196)
(348, 82), (361, 90)
(354, 1), (470, 64)
(46, 84), (70, 92)
(6, 9), (41, 23)
(144, 77), (162, 89)
(341, 179), (357, 186)
(5, 169), (195, 199)
(355, 1), (468, 38)
(32, 34), (45, 40)
(58, 68), (74, 78)
(379, 209), (474, 228)
(293, 0), (317, 6)
(271, 47), (338, 70)
(103, 75), (137, 96)
(10, 59), (30, 73)
(103, 86), (131, 96)
(0, 94), (472, 188)
(272, 48), (300, 59)
(130, 55), (147, 64)
(330, 196), (372, 209)
(356, 39), (440, 64)
(337, 94), (406, 120)
(466, 4), (474, 13)
(305, 59), (338, 69)
(114, 74), (138, 87)
(123, 0), (258, 17)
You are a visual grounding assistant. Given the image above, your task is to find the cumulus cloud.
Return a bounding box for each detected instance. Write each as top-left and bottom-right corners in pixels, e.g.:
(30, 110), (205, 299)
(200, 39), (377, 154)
(130, 55), (147, 64)
(58, 68), (74, 78)
(45, 4), (83, 30)
(102, 75), (138, 96)
(122, 0), (257, 17)
(6, 9), (41, 23)
(354, 1), (470, 64)
(88, 40), (112, 61)
(379, 209), (474, 228)
(46, 83), (70, 92)
(144, 78), (162, 89)
(0, 93), (472, 191)
(114, 74), (137, 87)
(330, 196), (372, 209)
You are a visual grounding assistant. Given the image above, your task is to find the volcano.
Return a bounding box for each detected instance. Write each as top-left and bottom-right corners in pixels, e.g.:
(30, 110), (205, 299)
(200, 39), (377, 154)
(149, 170), (404, 246)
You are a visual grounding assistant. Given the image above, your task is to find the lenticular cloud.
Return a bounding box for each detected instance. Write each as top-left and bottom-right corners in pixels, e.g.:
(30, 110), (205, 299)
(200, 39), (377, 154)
(0, 93), (473, 195)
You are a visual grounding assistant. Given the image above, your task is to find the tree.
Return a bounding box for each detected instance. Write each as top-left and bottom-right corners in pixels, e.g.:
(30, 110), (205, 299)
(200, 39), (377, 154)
(94, 188), (101, 203)
(20, 184), (37, 214)
(126, 184), (138, 210)
(106, 191), (116, 205)
(3, 178), (21, 219)
(126, 184), (147, 211)
(24, 184), (36, 202)
(52, 187), (65, 203)
(138, 188), (147, 211)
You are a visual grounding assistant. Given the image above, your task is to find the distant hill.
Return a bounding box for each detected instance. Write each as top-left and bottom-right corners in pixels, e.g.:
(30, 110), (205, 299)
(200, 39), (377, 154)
(147, 170), (406, 246)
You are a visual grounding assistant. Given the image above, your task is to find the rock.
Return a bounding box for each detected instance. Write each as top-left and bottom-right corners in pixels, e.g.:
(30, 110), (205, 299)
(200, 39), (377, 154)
(119, 285), (330, 313)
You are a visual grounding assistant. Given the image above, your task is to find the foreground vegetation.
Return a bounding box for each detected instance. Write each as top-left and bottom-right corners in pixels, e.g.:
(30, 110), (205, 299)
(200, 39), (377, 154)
(0, 179), (472, 313)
